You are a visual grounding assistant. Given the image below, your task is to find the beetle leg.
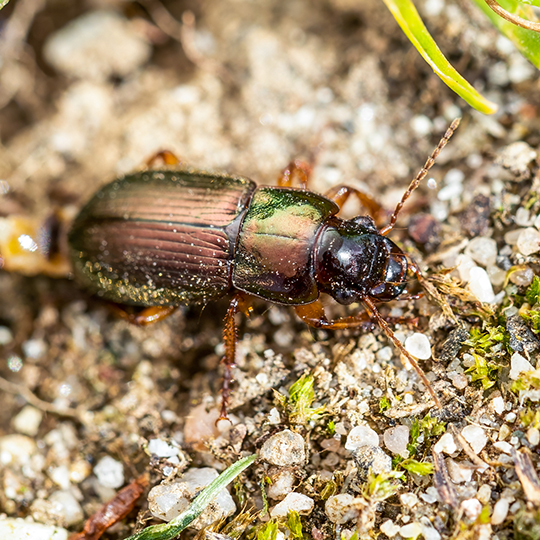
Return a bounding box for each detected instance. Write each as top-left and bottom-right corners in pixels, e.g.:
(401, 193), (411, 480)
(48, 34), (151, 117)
(325, 184), (387, 225)
(278, 160), (312, 189)
(294, 299), (441, 408)
(145, 150), (183, 168)
(113, 305), (179, 326)
(380, 118), (460, 236)
(219, 293), (246, 421)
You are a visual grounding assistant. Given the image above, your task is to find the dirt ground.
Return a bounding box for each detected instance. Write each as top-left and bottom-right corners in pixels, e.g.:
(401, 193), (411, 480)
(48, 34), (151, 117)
(1, 0), (540, 539)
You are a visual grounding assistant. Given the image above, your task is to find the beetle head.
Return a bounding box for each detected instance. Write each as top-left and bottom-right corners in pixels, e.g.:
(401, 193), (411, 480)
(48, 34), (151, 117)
(314, 216), (408, 305)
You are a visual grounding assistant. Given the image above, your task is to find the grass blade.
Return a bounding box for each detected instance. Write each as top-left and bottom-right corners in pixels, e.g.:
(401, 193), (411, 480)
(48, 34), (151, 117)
(123, 454), (258, 540)
(382, 0), (498, 114)
(471, 0), (540, 67)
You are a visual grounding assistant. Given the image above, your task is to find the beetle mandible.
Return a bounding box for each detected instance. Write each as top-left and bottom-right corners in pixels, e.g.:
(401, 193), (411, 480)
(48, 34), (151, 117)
(68, 119), (460, 418)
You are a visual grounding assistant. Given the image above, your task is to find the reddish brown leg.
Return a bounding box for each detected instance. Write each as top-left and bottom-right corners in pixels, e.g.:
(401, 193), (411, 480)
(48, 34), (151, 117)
(294, 299), (441, 408)
(145, 150), (182, 168)
(219, 293), (249, 421)
(112, 305), (179, 326)
(278, 160), (312, 189)
(379, 118), (460, 236)
(325, 184), (387, 225)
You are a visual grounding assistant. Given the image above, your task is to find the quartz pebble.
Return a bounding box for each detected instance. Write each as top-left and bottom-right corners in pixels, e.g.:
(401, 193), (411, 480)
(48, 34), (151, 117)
(267, 468), (295, 500)
(0, 434), (37, 465)
(0, 516), (68, 540)
(260, 429), (306, 466)
(461, 425), (488, 454)
(148, 468), (236, 528)
(451, 373), (468, 389)
(509, 352), (534, 380)
(148, 439), (180, 458)
(527, 427), (540, 446)
(447, 459), (475, 483)
(400, 492), (418, 508)
(12, 406), (43, 437)
(517, 227), (540, 256)
(434, 433), (457, 455)
(352, 445), (392, 481)
(325, 494), (360, 524)
(380, 519), (400, 537)
(383, 425), (410, 457)
(404, 333), (431, 359)
(467, 267), (495, 303)
(465, 237), (497, 267)
(270, 492), (314, 517)
(492, 396), (505, 415)
(491, 497), (510, 525)
(456, 254), (476, 283)
(420, 518), (442, 540)
(461, 498), (482, 520)
(49, 490), (84, 526)
(94, 456), (124, 489)
(345, 425), (379, 450)
(399, 522), (422, 539)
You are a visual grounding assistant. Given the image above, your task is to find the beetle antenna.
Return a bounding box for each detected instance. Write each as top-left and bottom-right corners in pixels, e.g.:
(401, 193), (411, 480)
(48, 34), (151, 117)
(363, 296), (442, 408)
(380, 118), (461, 236)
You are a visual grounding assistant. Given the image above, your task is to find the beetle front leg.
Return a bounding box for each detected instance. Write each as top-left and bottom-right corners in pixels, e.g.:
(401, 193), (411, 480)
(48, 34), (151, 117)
(324, 184), (387, 225)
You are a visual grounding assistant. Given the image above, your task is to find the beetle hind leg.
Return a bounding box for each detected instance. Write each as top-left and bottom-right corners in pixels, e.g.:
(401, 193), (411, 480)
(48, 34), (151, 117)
(145, 150), (183, 168)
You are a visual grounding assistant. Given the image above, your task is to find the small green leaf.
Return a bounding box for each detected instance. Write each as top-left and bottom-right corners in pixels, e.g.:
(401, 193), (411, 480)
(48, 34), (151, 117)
(0, 0), (10, 9)
(382, 0), (498, 114)
(526, 276), (540, 305)
(123, 454), (257, 540)
(399, 458), (434, 475)
(471, 0), (540, 68)
(287, 511), (304, 540)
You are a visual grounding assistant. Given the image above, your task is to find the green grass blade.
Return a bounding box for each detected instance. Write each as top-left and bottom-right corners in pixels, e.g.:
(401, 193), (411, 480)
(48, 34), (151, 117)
(471, 0), (540, 68)
(0, 0), (10, 10)
(123, 454), (258, 540)
(382, 0), (498, 114)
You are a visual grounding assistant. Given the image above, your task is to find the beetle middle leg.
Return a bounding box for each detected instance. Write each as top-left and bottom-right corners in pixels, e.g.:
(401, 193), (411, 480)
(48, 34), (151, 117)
(112, 305), (179, 326)
(294, 299), (441, 408)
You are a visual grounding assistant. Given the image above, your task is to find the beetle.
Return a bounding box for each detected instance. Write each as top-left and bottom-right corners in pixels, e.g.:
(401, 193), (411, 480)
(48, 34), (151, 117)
(68, 119), (460, 418)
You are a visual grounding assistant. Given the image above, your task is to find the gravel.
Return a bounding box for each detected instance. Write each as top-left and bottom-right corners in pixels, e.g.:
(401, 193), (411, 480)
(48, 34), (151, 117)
(383, 425), (410, 457)
(93, 456), (124, 489)
(461, 425), (489, 454)
(260, 429), (306, 466)
(344, 425), (379, 451)
(404, 333), (432, 360)
(509, 352), (534, 380)
(270, 492), (315, 517)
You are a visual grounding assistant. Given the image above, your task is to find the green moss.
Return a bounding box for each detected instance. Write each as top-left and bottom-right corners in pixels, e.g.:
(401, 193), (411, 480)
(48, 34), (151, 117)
(274, 373), (325, 425)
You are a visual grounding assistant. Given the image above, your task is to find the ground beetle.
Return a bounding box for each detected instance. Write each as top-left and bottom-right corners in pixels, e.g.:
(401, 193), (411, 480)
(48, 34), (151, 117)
(68, 119), (460, 418)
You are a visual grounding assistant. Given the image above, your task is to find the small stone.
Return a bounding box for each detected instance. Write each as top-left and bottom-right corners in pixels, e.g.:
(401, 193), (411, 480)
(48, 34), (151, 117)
(0, 326), (13, 345)
(420, 487), (439, 504)
(384, 426), (410, 457)
(400, 492), (418, 508)
(0, 434), (37, 465)
(325, 494), (360, 524)
(148, 468), (236, 529)
(509, 266), (535, 287)
(50, 465), (71, 490)
(456, 254), (476, 283)
(451, 373), (468, 390)
(12, 406), (43, 436)
(491, 497), (509, 525)
(434, 433), (457, 455)
(506, 315), (540, 355)
(465, 237), (497, 267)
(447, 459), (475, 483)
(467, 267), (495, 303)
(492, 396), (505, 415)
(352, 445), (392, 481)
(267, 468), (295, 500)
(496, 141), (537, 179)
(517, 227), (540, 256)
(461, 498), (482, 520)
(461, 425), (488, 454)
(477, 484), (492, 504)
(267, 408), (281, 425)
(380, 519), (400, 537)
(494, 441), (513, 454)
(404, 333), (431, 360)
(420, 518), (442, 540)
(148, 439), (179, 458)
(260, 430), (306, 466)
(184, 404), (220, 448)
(527, 427), (540, 446)
(399, 522), (422, 539)
(509, 352), (534, 380)
(49, 490), (84, 526)
(0, 517), (68, 540)
(270, 492), (314, 517)
(94, 456), (124, 489)
(44, 11), (151, 80)
(345, 425), (379, 451)
(460, 194), (491, 237)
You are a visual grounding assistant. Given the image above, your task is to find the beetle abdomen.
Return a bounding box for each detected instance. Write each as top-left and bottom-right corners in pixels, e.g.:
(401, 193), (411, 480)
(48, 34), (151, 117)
(69, 170), (256, 306)
(233, 187), (339, 304)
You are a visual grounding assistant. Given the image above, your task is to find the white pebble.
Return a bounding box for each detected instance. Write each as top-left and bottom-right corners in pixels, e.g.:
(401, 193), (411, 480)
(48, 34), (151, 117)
(94, 456), (124, 489)
(270, 493), (314, 517)
(267, 469), (295, 500)
(0, 517), (68, 540)
(267, 408), (281, 425)
(399, 522), (422, 539)
(400, 492), (418, 508)
(447, 459), (475, 483)
(148, 439), (179, 458)
(477, 484), (492, 504)
(509, 352), (534, 380)
(404, 333), (431, 360)
(12, 406), (43, 436)
(438, 182), (463, 201)
(494, 441), (513, 454)
(491, 497), (509, 525)
(433, 433), (457, 455)
(383, 426), (410, 457)
(0, 326), (13, 345)
(517, 227), (540, 256)
(527, 427), (540, 446)
(345, 425), (379, 451)
(49, 490), (84, 526)
(504, 228), (523, 246)
(420, 519), (442, 540)
(456, 254), (477, 283)
(50, 466), (71, 490)
(260, 429), (306, 466)
(461, 498), (482, 520)
(380, 519), (400, 537)
(465, 237), (498, 267)
(467, 267), (495, 303)
(0, 434), (37, 465)
(515, 207), (533, 227)
(451, 373), (468, 389)
(492, 396), (505, 415)
(461, 425), (488, 454)
(325, 494), (360, 524)
(420, 487), (439, 504)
